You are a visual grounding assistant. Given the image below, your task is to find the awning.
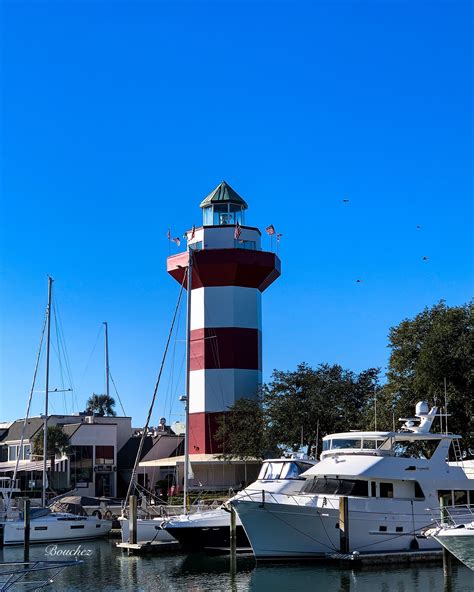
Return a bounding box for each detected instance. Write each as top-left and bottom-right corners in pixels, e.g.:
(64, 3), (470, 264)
(139, 454), (261, 468)
(0, 459), (62, 473)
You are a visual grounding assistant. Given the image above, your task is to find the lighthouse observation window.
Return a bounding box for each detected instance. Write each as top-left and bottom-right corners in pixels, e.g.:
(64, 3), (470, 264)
(235, 240), (256, 250)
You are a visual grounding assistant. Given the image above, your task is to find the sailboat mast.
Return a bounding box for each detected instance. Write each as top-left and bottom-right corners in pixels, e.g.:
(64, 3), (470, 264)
(104, 322), (110, 398)
(183, 251), (193, 514)
(42, 276), (53, 508)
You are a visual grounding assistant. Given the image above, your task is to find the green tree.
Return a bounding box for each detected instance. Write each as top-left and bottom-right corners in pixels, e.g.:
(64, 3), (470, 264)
(214, 398), (275, 460)
(385, 300), (473, 447)
(85, 393), (117, 417)
(262, 363), (381, 456)
(33, 424), (71, 480)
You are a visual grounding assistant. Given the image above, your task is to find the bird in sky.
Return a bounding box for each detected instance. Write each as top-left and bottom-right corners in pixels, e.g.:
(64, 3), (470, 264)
(356, 279), (363, 283)
(416, 225), (422, 229)
(422, 256), (429, 261)
(342, 198), (350, 203)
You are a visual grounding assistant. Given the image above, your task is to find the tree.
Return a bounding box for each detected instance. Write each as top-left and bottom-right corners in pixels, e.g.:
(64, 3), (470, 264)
(385, 300), (473, 447)
(262, 363), (381, 456)
(214, 398), (276, 460)
(33, 424), (71, 481)
(86, 393), (117, 417)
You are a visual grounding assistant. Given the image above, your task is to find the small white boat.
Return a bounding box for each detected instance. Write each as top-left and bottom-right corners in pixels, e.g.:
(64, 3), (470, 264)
(2, 508), (112, 546)
(118, 516), (175, 544)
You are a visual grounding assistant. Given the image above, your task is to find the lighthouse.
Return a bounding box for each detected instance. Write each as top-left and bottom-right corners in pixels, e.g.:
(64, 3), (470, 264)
(167, 181), (281, 456)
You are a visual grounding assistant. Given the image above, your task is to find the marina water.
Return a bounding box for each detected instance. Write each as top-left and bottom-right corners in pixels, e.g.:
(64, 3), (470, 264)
(1, 539), (473, 591)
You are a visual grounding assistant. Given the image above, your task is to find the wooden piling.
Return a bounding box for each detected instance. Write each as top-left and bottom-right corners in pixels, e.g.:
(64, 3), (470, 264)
(129, 495), (137, 546)
(339, 496), (349, 553)
(23, 498), (30, 562)
(229, 505), (237, 573)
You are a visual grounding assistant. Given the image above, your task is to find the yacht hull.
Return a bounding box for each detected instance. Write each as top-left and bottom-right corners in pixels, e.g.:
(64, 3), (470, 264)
(232, 496), (440, 559)
(119, 518), (176, 544)
(433, 529), (474, 570)
(2, 515), (112, 546)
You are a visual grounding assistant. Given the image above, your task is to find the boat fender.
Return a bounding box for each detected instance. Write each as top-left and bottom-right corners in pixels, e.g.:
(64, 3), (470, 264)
(105, 510), (113, 520)
(92, 510), (102, 520)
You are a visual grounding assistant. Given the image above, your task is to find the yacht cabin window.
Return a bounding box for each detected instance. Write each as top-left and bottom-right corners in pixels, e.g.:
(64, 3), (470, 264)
(331, 439), (362, 450)
(258, 461), (313, 481)
(379, 482), (394, 498)
(391, 439), (440, 459)
(301, 478), (369, 496)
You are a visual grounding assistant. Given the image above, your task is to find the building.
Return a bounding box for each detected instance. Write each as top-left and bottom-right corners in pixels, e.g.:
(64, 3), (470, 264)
(0, 414), (132, 498)
(140, 181), (280, 490)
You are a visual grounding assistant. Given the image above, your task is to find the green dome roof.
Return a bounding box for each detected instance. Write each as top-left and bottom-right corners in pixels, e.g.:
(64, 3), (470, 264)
(200, 181), (248, 209)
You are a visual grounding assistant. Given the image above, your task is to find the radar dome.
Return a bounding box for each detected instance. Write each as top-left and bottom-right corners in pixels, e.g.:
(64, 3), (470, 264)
(415, 401), (429, 416)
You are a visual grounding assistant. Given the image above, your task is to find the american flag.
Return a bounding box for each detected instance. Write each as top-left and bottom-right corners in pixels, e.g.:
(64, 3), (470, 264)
(277, 233), (283, 242)
(234, 222), (242, 239)
(167, 228), (171, 241)
(172, 237), (181, 246)
(190, 225), (195, 239)
(266, 224), (276, 236)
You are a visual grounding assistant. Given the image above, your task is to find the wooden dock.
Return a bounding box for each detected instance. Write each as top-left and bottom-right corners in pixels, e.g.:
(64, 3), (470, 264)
(116, 540), (181, 555)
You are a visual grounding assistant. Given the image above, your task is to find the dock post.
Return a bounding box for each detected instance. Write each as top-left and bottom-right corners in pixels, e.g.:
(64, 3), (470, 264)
(339, 496), (349, 553)
(23, 498), (30, 563)
(129, 495), (137, 545)
(230, 505), (237, 573)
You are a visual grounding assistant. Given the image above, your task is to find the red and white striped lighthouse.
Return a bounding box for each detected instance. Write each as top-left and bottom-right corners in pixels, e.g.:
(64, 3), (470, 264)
(167, 181), (280, 455)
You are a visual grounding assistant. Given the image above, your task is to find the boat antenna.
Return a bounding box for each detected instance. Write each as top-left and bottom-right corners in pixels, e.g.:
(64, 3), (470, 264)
(123, 272), (186, 509)
(444, 377), (448, 435)
(42, 276), (53, 508)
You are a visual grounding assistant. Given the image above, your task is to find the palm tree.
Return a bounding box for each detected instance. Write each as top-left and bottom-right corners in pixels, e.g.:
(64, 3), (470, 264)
(33, 424), (71, 485)
(85, 393), (117, 417)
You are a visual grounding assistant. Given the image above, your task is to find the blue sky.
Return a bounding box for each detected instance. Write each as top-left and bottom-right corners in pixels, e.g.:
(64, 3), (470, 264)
(0, 1), (472, 425)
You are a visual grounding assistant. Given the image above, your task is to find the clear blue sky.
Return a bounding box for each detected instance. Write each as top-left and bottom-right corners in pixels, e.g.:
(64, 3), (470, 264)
(0, 1), (472, 426)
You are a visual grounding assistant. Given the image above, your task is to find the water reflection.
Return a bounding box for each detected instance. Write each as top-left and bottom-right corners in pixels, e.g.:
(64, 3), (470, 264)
(1, 540), (472, 591)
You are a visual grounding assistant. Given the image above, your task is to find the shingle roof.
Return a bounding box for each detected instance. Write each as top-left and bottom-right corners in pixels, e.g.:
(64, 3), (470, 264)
(0, 418), (44, 443)
(199, 181), (248, 209)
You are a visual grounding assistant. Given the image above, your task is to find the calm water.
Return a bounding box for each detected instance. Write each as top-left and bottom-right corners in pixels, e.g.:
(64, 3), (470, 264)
(1, 539), (473, 591)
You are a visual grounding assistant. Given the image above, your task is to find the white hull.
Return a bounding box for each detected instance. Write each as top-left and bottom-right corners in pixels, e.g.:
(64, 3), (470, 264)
(119, 517), (176, 543)
(233, 495), (440, 559)
(2, 513), (112, 546)
(434, 528), (474, 570)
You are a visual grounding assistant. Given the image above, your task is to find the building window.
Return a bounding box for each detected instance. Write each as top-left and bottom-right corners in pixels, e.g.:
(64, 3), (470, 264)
(8, 445), (19, 461)
(70, 446), (93, 485)
(23, 445), (31, 460)
(95, 446), (114, 465)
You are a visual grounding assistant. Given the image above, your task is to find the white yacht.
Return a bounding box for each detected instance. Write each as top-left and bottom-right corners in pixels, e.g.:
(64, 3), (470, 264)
(162, 456), (317, 551)
(231, 402), (474, 559)
(2, 507), (112, 545)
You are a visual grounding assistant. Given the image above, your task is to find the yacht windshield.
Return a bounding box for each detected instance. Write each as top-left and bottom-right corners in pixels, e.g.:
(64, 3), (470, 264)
(331, 439), (362, 450)
(258, 461), (311, 480)
(392, 440), (440, 459)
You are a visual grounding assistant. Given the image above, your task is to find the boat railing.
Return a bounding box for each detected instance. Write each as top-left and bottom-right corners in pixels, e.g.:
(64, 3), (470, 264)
(428, 504), (474, 528)
(0, 560), (82, 591)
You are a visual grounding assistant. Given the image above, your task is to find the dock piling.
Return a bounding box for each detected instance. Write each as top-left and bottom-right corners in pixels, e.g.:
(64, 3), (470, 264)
(129, 495), (137, 546)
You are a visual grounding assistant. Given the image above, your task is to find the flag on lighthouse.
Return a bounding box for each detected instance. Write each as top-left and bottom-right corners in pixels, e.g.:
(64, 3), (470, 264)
(172, 237), (181, 246)
(167, 228), (171, 241)
(277, 233), (283, 242)
(234, 221), (242, 239)
(266, 224), (276, 236)
(190, 225), (195, 239)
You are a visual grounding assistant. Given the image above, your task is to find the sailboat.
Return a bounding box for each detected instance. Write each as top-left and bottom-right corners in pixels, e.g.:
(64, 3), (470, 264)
(118, 254), (195, 546)
(2, 277), (112, 545)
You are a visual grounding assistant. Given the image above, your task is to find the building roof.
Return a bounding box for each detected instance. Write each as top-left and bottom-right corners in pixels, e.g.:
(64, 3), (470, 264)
(140, 434), (184, 464)
(0, 418), (45, 443)
(117, 435), (155, 470)
(199, 181), (248, 210)
(61, 423), (83, 438)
